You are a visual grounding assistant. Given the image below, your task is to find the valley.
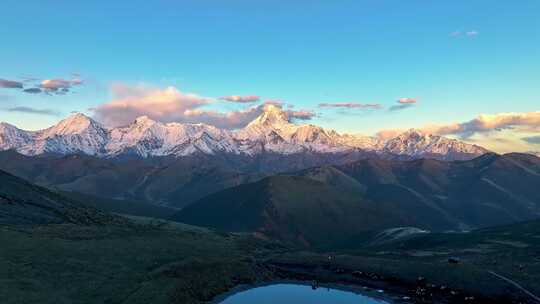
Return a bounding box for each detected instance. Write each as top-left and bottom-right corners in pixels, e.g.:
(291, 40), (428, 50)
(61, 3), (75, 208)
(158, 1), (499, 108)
(1, 150), (540, 303)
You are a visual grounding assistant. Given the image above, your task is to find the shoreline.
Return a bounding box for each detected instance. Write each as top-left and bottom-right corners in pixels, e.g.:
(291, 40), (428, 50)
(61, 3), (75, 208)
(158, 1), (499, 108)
(207, 258), (529, 304)
(210, 279), (404, 304)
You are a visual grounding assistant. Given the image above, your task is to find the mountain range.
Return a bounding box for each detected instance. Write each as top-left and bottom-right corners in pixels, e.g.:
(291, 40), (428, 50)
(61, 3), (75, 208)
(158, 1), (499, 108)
(0, 104), (488, 161)
(174, 152), (540, 247)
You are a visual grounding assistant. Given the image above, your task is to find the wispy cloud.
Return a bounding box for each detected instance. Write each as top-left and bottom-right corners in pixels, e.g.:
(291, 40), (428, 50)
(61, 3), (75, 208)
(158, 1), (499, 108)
(23, 88), (42, 94)
(20, 76), (40, 83)
(466, 30), (479, 37)
(389, 97), (418, 111)
(397, 97), (417, 104)
(450, 30), (479, 38)
(425, 112), (540, 138)
(219, 95), (260, 103)
(0, 79), (23, 89)
(5, 106), (60, 116)
(40, 78), (83, 95)
(318, 102), (382, 109)
(288, 109), (316, 121)
(1, 75), (84, 95)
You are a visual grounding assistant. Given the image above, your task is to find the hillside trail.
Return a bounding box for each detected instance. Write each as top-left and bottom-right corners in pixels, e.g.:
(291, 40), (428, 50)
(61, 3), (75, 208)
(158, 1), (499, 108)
(488, 270), (540, 303)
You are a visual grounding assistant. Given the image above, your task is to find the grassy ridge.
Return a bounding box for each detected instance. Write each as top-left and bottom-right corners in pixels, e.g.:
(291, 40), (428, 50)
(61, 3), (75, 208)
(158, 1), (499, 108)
(2, 218), (540, 303)
(0, 221), (269, 304)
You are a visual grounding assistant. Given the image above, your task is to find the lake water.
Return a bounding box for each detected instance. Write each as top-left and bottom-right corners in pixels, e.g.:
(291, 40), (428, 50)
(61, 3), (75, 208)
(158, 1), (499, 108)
(219, 283), (391, 304)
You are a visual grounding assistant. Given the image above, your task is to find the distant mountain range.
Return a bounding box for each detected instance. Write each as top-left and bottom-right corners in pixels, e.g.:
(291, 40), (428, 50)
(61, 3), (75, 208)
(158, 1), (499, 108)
(0, 104), (488, 161)
(0, 150), (265, 208)
(174, 153), (540, 247)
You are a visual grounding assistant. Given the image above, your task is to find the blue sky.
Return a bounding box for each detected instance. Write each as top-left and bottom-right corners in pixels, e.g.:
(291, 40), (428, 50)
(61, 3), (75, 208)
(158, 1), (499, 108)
(1, 0), (539, 152)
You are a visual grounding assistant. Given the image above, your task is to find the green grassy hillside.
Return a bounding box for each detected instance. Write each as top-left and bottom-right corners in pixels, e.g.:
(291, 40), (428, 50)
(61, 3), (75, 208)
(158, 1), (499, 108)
(174, 174), (416, 248)
(0, 169), (118, 225)
(0, 221), (270, 304)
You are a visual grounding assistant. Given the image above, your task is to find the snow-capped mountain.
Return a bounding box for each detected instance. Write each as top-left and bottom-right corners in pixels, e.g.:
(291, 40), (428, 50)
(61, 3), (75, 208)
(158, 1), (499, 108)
(106, 115), (238, 157)
(382, 129), (488, 161)
(23, 113), (109, 155)
(237, 105), (351, 154)
(0, 105), (489, 160)
(0, 122), (34, 151)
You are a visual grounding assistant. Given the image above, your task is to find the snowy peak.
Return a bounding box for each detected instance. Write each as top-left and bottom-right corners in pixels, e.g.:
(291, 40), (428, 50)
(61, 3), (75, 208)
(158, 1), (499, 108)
(336, 134), (383, 150)
(396, 128), (426, 139)
(383, 128), (489, 160)
(41, 113), (104, 136)
(290, 124), (332, 145)
(106, 117), (238, 157)
(132, 115), (157, 128)
(26, 113), (110, 155)
(247, 104), (291, 128)
(386, 128), (433, 149)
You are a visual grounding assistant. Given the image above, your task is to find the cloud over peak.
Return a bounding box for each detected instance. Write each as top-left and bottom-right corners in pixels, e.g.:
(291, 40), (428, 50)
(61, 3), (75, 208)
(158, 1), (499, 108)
(93, 85), (213, 127)
(377, 111), (540, 143)
(92, 84), (315, 129)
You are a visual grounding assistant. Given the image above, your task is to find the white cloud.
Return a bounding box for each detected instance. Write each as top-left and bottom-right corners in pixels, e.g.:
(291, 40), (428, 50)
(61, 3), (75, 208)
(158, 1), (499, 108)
(425, 112), (540, 138)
